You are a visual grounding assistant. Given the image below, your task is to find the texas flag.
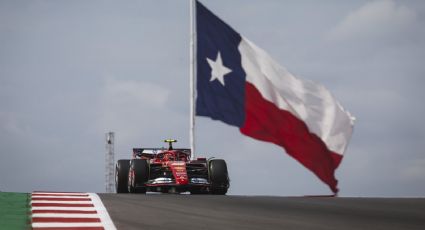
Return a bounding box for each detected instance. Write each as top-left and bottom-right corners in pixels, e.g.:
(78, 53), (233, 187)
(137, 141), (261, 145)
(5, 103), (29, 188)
(195, 1), (355, 193)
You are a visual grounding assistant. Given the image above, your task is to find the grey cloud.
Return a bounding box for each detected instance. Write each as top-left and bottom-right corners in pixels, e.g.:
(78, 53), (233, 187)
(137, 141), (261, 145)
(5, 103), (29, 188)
(327, 0), (416, 42)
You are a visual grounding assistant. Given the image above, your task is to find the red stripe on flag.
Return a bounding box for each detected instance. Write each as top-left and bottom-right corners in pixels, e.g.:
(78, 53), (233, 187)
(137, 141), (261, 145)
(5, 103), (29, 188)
(32, 197), (92, 201)
(32, 210), (98, 214)
(32, 203), (94, 207)
(240, 82), (342, 193)
(33, 228), (104, 230)
(32, 217), (101, 223)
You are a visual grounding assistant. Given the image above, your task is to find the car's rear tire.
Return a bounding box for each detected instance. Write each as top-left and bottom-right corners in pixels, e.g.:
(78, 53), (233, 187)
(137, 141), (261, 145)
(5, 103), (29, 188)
(209, 159), (229, 195)
(116, 160), (130, 193)
(128, 159), (149, 194)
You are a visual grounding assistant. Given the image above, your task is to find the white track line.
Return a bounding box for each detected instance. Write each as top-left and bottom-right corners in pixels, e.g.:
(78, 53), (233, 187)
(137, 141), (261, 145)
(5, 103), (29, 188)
(32, 213), (99, 218)
(32, 222), (104, 228)
(90, 193), (117, 230)
(31, 200), (92, 204)
(32, 206), (97, 211)
(31, 195), (91, 199)
(32, 192), (88, 196)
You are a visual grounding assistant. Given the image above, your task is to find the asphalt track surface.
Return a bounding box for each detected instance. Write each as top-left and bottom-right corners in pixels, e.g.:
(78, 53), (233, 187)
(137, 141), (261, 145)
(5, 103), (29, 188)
(99, 194), (425, 230)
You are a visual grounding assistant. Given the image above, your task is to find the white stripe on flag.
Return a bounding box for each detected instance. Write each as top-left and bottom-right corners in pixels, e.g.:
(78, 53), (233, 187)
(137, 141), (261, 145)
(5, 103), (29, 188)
(238, 37), (354, 155)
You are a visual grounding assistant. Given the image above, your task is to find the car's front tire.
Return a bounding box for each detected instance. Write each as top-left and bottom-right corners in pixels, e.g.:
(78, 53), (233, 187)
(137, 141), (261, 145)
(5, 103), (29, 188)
(208, 159), (229, 195)
(116, 160), (130, 193)
(128, 159), (149, 193)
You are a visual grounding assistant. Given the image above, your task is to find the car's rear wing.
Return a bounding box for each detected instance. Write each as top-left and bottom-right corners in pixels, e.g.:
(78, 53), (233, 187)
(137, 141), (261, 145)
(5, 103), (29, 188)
(132, 148), (191, 159)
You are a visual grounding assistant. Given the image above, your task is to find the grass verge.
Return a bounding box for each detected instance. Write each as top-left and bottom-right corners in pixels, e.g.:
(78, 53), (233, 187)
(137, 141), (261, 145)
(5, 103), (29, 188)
(0, 192), (30, 229)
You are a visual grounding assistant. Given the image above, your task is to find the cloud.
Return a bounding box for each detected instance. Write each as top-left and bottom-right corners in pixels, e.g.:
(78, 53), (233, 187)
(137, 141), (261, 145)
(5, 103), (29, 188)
(328, 0), (416, 41)
(400, 157), (425, 181)
(101, 78), (169, 109)
(0, 112), (25, 136)
(96, 78), (172, 146)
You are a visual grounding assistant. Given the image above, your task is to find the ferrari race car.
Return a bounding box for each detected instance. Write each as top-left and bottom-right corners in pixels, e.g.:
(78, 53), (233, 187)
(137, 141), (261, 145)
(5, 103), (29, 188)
(115, 139), (230, 195)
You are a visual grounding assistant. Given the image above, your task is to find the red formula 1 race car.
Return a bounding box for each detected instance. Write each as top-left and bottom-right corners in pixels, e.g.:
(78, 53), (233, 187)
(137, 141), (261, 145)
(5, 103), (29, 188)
(115, 139), (230, 195)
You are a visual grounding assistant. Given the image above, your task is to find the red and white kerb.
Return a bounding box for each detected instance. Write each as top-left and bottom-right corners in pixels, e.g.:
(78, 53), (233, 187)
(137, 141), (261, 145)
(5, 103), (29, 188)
(31, 192), (116, 230)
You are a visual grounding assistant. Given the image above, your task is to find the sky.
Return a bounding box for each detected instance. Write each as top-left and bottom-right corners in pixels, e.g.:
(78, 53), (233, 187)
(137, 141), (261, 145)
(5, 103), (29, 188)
(1, 0), (424, 197)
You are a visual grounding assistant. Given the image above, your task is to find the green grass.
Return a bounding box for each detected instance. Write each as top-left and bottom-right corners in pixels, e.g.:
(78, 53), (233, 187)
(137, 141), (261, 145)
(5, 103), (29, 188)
(0, 192), (30, 230)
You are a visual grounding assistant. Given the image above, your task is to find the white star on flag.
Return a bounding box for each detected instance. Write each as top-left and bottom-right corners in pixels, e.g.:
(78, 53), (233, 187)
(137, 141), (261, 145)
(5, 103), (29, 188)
(207, 52), (232, 86)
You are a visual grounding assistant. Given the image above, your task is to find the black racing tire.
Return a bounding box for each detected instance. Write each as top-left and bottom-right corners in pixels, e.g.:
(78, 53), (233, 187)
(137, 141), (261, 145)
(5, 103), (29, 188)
(209, 159), (229, 195)
(115, 160), (130, 193)
(128, 159), (149, 194)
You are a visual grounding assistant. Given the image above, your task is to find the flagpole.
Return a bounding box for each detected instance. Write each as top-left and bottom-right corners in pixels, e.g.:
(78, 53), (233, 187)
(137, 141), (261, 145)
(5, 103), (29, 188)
(189, 0), (196, 160)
